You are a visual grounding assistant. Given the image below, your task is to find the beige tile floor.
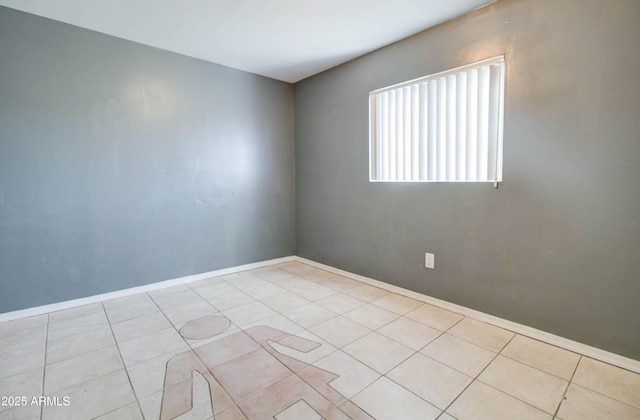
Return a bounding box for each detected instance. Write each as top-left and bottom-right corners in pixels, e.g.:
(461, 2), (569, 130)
(1, 261), (639, 419)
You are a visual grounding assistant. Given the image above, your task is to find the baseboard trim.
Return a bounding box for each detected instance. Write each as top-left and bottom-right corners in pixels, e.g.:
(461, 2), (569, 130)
(294, 256), (640, 374)
(0, 256), (295, 323)
(2, 254), (638, 374)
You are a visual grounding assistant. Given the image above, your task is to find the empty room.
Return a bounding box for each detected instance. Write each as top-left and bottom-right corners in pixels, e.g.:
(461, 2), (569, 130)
(0, 0), (639, 419)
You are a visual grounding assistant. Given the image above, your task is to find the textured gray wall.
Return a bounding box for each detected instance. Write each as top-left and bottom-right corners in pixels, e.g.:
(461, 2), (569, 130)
(0, 7), (294, 312)
(294, 0), (640, 359)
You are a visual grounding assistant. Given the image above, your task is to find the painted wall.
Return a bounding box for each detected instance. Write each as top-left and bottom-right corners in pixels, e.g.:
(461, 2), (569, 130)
(294, 0), (640, 359)
(0, 7), (294, 312)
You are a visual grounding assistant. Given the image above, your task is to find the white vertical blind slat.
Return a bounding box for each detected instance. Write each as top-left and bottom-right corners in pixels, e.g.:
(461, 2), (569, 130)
(370, 95), (378, 180)
(388, 90), (396, 181)
(456, 72), (467, 180)
(404, 86), (412, 181)
(477, 65), (490, 181)
(466, 68), (478, 181)
(496, 63), (505, 182)
(418, 83), (428, 181)
(436, 77), (447, 181)
(446, 74), (457, 181)
(381, 92), (389, 181)
(411, 85), (420, 181)
(427, 79), (438, 181)
(487, 63), (502, 182)
(396, 88), (404, 181)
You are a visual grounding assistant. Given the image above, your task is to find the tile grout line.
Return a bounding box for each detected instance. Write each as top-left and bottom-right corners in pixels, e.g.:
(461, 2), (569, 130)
(230, 282), (517, 419)
(125, 291), (210, 416)
(41, 308), (115, 369)
(336, 371), (379, 419)
(466, 379), (550, 417)
(430, 315), (571, 382)
(222, 266), (366, 418)
(371, 313), (446, 354)
(497, 349), (577, 380)
(353, 365), (442, 416)
(552, 355), (582, 419)
(253, 271), (345, 329)
(146, 290), (202, 419)
(558, 363), (640, 413)
(281, 268), (470, 416)
(439, 332), (517, 416)
(156, 291), (195, 416)
(101, 300), (146, 419)
(40, 313), (50, 420)
(491, 333), (571, 416)
(56, 272), (400, 420)
(337, 309), (447, 414)
(228, 284), (311, 420)
(118, 290), (213, 416)
(336, 303), (444, 374)
(182, 279), (277, 419)
(443, 315), (465, 333)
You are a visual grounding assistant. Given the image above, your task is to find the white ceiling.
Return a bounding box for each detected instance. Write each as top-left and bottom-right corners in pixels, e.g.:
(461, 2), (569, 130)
(0, 0), (493, 83)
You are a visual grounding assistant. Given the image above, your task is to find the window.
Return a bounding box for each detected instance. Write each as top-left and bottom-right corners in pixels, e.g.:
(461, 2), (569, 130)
(369, 56), (505, 184)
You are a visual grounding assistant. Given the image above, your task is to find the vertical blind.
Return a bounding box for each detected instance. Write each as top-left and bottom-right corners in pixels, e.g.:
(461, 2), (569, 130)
(369, 56), (505, 183)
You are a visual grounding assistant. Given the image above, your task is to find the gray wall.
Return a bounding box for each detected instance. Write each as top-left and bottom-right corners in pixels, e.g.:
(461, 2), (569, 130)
(294, 0), (640, 359)
(0, 6), (294, 312)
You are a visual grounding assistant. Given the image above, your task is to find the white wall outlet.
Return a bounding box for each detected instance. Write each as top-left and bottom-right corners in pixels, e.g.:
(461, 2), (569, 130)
(425, 252), (435, 269)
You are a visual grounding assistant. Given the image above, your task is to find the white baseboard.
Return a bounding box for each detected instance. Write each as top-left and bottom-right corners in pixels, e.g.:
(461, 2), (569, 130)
(0, 256), (295, 323)
(294, 256), (640, 374)
(2, 254), (638, 374)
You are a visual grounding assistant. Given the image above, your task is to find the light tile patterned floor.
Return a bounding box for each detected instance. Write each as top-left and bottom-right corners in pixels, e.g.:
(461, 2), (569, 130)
(1, 261), (639, 419)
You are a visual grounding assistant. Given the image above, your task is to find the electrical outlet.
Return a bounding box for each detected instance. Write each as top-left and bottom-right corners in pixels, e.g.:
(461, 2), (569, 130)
(425, 252), (435, 269)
